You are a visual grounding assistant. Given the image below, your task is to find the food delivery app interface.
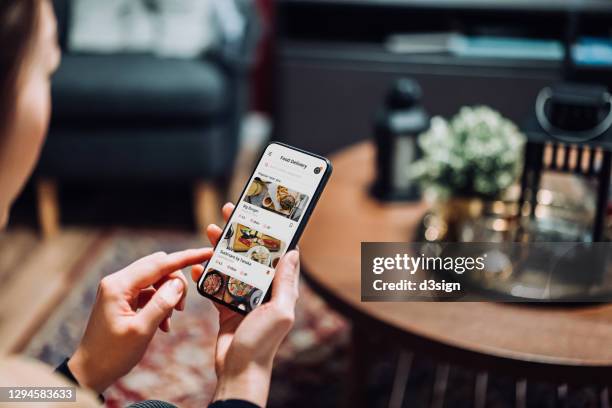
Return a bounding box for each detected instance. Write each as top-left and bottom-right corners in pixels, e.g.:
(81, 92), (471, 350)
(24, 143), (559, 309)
(199, 144), (328, 312)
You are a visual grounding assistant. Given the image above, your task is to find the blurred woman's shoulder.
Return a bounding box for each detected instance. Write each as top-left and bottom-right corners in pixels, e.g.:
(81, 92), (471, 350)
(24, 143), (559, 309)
(0, 356), (100, 407)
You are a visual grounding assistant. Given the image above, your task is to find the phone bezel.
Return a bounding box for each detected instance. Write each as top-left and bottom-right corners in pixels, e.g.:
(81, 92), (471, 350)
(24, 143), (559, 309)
(196, 142), (333, 315)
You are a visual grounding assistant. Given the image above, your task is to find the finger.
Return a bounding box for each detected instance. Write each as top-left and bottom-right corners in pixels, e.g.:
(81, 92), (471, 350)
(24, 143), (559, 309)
(212, 301), (243, 326)
(206, 224), (224, 247)
(269, 250), (300, 311)
(141, 282), (178, 328)
(137, 278), (185, 332)
(152, 270), (188, 292)
(124, 248), (213, 289)
(222, 202), (234, 222)
(160, 316), (170, 333)
(178, 293), (186, 312)
(173, 271), (188, 311)
(160, 309), (173, 332)
(136, 288), (157, 309)
(191, 264), (205, 283)
(153, 270), (189, 311)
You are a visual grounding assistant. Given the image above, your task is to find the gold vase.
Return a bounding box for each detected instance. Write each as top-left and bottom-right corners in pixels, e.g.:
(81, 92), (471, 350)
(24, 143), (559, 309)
(427, 197), (485, 242)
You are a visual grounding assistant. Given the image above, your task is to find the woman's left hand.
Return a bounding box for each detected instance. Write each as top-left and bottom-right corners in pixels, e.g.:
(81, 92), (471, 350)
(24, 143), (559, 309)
(68, 248), (213, 394)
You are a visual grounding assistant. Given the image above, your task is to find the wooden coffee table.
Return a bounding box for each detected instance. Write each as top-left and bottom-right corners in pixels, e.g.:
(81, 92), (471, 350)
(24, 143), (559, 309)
(300, 142), (612, 406)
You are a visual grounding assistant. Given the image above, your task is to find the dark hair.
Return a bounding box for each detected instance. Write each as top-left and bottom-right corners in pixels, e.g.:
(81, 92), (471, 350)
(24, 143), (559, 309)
(0, 0), (40, 135)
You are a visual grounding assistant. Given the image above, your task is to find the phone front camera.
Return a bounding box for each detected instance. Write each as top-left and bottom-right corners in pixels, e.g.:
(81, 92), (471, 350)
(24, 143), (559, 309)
(314, 167), (322, 174)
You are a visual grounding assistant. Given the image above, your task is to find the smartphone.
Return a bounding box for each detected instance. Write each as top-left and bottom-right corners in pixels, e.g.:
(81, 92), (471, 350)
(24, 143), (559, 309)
(197, 142), (332, 314)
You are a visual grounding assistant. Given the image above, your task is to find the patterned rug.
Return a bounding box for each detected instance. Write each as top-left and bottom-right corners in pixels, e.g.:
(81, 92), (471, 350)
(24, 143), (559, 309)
(24, 229), (349, 408)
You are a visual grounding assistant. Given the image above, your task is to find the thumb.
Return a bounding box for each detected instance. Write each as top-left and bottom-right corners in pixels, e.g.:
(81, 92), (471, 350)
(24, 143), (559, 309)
(269, 250), (300, 310)
(138, 278), (185, 332)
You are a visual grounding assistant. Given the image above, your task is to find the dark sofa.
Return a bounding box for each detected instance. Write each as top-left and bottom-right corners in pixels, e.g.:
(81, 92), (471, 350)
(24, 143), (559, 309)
(35, 0), (259, 237)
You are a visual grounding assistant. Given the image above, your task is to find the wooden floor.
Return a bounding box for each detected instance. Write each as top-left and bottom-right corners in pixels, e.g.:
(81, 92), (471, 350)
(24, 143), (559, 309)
(0, 228), (107, 354)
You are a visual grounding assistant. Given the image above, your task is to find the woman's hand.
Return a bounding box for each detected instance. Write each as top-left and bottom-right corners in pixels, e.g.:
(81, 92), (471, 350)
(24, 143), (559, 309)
(68, 248), (213, 394)
(191, 203), (300, 407)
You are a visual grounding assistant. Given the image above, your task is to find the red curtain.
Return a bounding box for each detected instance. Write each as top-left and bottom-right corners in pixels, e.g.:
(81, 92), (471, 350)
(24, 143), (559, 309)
(251, 0), (274, 113)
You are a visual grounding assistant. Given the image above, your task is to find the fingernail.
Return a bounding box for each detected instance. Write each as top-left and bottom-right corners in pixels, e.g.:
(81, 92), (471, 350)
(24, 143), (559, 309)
(286, 250), (299, 268)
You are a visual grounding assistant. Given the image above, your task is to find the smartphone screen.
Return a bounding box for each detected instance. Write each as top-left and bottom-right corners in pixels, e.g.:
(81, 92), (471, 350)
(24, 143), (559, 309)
(197, 142), (332, 314)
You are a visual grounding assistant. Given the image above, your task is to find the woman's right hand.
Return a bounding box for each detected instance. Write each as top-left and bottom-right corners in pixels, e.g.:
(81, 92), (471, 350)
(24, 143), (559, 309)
(191, 203), (300, 407)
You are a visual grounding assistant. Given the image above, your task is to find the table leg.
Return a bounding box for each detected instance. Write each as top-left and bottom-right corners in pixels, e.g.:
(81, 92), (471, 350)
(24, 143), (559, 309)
(556, 384), (568, 408)
(601, 387), (610, 408)
(36, 178), (60, 240)
(474, 371), (488, 408)
(515, 379), (527, 408)
(388, 351), (414, 408)
(431, 363), (450, 408)
(348, 324), (374, 408)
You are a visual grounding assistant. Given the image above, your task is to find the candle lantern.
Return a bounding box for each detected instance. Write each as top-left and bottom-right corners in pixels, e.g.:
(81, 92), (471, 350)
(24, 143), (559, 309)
(520, 82), (612, 241)
(371, 78), (430, 201)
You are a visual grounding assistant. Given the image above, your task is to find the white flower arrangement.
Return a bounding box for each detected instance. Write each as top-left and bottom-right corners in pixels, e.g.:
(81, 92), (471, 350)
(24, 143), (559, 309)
(411, 106), (526, 200)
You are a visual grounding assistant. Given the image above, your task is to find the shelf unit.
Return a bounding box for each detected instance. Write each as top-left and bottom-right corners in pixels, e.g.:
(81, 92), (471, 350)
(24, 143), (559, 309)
(273, 0), (612, 154)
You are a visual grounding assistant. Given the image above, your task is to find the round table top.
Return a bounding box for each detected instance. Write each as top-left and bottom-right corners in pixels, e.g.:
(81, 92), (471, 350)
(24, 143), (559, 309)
(300, 142), (612, 383)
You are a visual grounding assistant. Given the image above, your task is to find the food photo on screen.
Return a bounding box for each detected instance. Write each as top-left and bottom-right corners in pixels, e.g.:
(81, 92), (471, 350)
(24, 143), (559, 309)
(201, 268), (264, 312)
(244, 177), (309, 221)
(221, 222), (286, 267)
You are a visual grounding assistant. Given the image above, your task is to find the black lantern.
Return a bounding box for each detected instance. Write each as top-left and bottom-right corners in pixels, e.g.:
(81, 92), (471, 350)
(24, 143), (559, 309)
(520, 82), (612, 241)
(371, 78), (430, 201)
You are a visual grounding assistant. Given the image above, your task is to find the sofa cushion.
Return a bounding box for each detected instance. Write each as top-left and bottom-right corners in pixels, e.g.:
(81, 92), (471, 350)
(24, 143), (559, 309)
(51, 54), (230, 122)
